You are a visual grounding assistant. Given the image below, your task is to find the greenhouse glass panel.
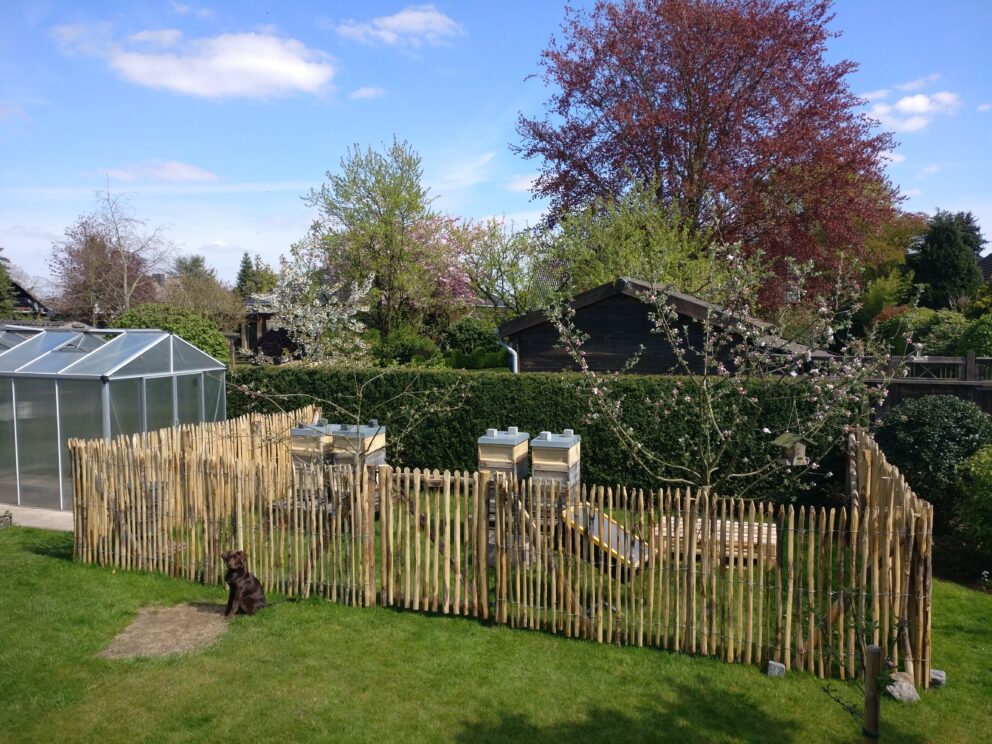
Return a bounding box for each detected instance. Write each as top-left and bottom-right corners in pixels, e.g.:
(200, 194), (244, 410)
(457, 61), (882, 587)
(58, 379), (104, 499)
(109, 379), (142, 438)
(63, 332), (165, 377)
(0, 330), (34, 351)
(145, 376), (175, 431)
(0, 331), (80, 372)
(204, 371), (225, 422)
(18, 349), (91, 374)
(14, 378), (60, 508)
(173, 336), (224, 372)
(176, 374), (202, 425)
(114, 337), (171, 377)
(0, 381), (15, 504)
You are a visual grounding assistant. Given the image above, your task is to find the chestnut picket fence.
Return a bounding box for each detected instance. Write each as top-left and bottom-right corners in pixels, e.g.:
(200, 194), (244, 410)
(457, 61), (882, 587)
(69, 410), (932, 687)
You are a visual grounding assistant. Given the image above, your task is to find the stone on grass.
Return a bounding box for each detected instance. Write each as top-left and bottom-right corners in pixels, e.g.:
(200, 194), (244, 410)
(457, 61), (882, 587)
(930, 669), (947, 688)
(886, 671), (920, 703)
(766, 660), (786, 678)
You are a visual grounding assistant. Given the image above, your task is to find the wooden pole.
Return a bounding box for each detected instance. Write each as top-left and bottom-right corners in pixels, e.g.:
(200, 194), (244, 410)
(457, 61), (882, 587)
(864, 644), (882, 743)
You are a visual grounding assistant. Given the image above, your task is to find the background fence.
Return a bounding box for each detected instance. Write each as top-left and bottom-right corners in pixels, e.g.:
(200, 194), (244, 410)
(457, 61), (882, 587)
(69, 411), (932, 688)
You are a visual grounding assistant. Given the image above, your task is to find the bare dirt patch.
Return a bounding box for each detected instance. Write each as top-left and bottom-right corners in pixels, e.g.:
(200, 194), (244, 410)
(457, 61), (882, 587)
(99, 603), (230, 659)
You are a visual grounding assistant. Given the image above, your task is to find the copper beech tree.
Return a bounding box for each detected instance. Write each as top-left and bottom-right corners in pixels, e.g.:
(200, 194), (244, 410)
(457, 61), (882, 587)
(516, 0), (897, 301)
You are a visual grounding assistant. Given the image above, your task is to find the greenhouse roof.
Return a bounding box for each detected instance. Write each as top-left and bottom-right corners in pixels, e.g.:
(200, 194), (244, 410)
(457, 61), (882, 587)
(0, 326), (226, 379)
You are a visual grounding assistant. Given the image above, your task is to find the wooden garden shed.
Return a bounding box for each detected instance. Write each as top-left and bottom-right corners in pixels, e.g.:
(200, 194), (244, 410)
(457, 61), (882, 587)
(497, 277), (829, 374)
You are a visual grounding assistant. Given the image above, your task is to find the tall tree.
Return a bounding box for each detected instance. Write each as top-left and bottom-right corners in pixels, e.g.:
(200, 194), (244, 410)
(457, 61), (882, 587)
(50, 191), (173, 324)
(0, 247), (17, 318)
(234, 252), (278, 298)
(909, 214), (983, 309)
(160, 253), (245, 331)
(929, 210), (987, 259)
(515, 0), (896, 298)
(306, 137), (473, 343)
(542, 182), (724, 297)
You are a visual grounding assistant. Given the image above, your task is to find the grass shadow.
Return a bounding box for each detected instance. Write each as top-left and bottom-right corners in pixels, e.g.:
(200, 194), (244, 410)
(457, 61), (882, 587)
(454, 679), (931, 744)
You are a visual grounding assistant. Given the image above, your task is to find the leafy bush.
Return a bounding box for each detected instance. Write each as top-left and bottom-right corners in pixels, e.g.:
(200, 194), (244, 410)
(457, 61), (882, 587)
(257, 328), (297, 360)
(446, 347), (509, 370)
(375, 326), (439, 365)
(115, 303), (230, 363)
(958, 316), (992, 356)
(878, 307), (930, 355)
(228, 366), (845, 502)
(878, 307), (966, 356)
(918, 310), (967, 355)
(875, 395), (992, 528)
(959, 446), (992, 553)
(441, 317), (502, 354)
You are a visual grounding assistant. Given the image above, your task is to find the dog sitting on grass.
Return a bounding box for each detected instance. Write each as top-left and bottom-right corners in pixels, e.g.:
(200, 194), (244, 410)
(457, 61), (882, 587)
(222, 550), (266, 618)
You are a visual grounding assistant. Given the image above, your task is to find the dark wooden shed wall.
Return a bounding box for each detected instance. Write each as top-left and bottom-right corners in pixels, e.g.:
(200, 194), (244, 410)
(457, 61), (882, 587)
(509, 294), (707, 374)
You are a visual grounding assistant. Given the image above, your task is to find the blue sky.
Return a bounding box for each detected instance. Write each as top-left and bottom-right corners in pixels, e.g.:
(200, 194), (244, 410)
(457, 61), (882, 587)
(1, 1), (990, 288)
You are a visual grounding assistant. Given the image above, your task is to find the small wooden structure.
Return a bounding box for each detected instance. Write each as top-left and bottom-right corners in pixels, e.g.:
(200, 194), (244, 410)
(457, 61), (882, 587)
(530, 429), (581, 493)
(290, 419), (387, 467)
(477, 426), (529, 480)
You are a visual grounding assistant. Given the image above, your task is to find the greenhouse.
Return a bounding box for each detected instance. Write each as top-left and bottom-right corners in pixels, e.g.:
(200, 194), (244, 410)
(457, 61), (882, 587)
(0, 326), (227, 511)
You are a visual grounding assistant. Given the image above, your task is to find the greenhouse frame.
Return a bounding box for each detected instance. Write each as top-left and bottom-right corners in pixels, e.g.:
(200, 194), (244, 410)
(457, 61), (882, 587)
(0, 326), (227, 511)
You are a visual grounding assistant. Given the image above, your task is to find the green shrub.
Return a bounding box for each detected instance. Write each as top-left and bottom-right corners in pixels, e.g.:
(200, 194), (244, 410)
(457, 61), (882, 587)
(441, 317), (502, 354)
(375, 326), (439, 365)
(875, 395), (992, 529)
(878, 307), (932, 355)
(958, 316), (992, 356)
(918, 310), (967, 355)
(447, 347), (509, 370)
(115, 303), (230, 363)
(228, 366), (845, 502)
(959, 446), (992, 553)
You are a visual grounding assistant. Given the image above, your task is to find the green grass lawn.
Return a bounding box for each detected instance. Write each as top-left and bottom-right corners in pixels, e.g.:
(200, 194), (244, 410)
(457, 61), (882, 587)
(1, 527), (990, 743)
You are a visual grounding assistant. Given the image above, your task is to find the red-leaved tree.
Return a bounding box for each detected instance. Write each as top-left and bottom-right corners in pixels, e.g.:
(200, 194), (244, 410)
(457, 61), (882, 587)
(515, 0), (897, 302)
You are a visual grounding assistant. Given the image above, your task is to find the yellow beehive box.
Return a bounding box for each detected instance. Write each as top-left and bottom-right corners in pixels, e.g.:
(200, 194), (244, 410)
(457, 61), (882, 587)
(477, 427), (529, 480)
(291, 420), (387, 466)
(530, 429), (581, 473)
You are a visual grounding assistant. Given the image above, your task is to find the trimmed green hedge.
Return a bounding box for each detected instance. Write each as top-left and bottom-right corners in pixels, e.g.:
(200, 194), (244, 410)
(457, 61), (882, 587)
(229, 366), (847, 502)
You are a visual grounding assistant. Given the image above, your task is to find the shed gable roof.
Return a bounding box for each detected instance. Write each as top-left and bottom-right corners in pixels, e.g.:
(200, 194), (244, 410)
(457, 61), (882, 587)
(497, 277), (830, 359)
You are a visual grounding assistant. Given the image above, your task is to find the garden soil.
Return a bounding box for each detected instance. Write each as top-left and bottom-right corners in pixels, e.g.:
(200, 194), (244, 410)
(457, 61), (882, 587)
(99, 603), (230, 658)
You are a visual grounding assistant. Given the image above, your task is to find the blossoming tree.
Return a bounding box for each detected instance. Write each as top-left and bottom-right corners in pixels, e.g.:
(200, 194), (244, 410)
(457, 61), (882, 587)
(548, 244), (901, 497)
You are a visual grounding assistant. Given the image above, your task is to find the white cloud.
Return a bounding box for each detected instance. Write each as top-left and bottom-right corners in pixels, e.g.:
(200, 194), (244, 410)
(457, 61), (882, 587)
(902, 188), (923, 198)
(349, 86), (385, 100)
(429, 152), (496, 195)
(894, 91), (960, 115)
(896, 73), (940, 91)
(102, 160), (219, 182)
(870, 91), (960, 132)
(918, 164), (941, 177)
(979, 103), (992, 113)
(171, 2), (212, 18)
(860, 89), (889, 102)
(53, 25), (335, 99)
(128, 29), (183, 47)
(337, 5), (463, 48)
(505, 173), (537, 193)
(879, 150), (906, 165)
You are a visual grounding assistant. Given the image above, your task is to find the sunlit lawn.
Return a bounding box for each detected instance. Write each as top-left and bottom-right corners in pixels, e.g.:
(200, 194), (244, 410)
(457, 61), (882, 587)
(1, 527), (990, 743)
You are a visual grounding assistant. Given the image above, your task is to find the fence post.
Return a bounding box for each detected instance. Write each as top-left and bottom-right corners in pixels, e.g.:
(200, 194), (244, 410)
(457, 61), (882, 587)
(864, 644), (881, 743)
(966, 350), (977, 381)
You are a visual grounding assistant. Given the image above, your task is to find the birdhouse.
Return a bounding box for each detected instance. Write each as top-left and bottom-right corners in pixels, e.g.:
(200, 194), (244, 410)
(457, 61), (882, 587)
(772, 431), (809, 467)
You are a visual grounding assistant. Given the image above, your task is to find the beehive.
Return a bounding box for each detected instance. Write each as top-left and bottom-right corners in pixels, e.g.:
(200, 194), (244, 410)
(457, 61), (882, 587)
(477, 426), (529, 481)
(291, 419), (388, 467)
(530, 429), (581, 493)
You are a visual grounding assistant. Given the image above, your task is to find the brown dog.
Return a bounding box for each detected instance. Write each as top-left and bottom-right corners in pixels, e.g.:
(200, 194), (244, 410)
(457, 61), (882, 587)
(222, 550), (267, 617)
